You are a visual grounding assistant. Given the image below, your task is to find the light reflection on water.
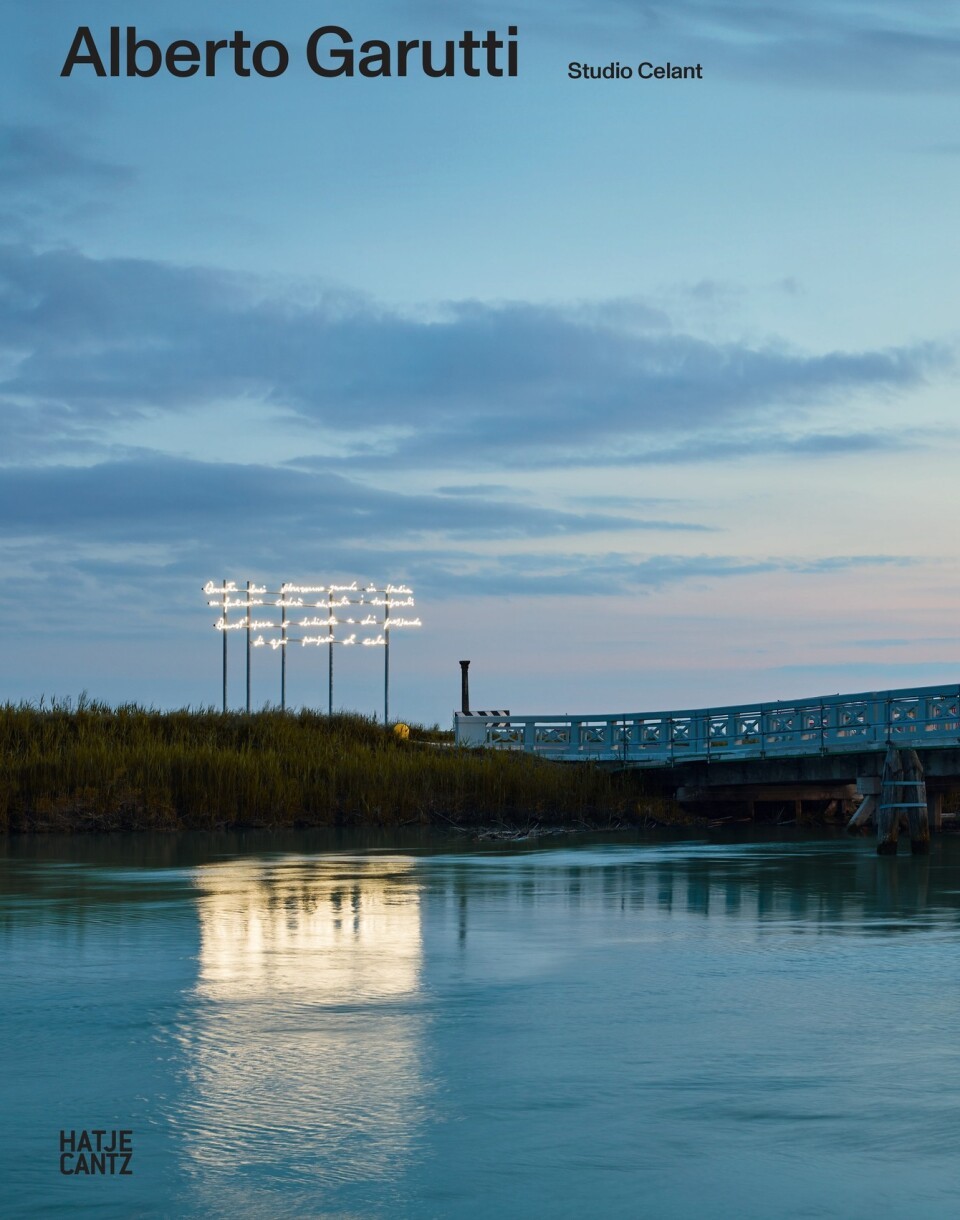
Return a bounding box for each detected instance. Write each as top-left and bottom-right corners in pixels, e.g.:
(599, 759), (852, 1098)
(3, 830), (960, 1218)
(177, 858), (426, 1216)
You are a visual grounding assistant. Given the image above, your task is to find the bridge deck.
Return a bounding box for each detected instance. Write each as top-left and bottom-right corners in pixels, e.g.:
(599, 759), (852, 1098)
(454, 683), (960, 767)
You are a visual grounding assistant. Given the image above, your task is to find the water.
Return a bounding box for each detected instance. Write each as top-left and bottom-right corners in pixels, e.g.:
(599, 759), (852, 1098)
(2, 828), (960, 1218)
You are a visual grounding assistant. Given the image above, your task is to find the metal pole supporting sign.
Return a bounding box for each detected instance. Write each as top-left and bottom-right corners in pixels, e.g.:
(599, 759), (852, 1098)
(202, 579), (421, 716)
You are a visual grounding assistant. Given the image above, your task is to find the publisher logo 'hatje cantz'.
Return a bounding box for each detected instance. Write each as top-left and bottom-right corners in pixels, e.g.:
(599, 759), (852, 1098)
(59, 1129), (133, 1175)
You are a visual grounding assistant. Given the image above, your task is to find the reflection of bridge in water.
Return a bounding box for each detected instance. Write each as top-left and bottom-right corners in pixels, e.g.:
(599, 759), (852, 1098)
(426, 843), (960, 938)
(455, 684), (960, 841)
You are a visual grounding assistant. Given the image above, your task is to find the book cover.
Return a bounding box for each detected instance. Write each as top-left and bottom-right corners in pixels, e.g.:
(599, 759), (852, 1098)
(2, 2), (957, 1216)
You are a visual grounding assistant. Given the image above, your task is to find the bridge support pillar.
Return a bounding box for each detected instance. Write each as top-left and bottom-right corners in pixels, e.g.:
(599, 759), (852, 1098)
(927, 791), (943, 833)
(847, 775), (880, 834)
(877, 747), (929, 856)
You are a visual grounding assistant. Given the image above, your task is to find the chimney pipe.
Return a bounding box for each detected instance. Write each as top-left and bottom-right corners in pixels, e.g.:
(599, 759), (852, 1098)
(459, 660), (471, 715)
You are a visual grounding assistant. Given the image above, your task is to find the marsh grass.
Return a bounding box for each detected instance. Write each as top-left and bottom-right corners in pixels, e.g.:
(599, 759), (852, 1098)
(0, 699), (642, 832)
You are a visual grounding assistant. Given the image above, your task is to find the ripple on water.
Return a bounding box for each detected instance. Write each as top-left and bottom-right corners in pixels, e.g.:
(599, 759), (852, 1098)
(3, 833), (960, 1218)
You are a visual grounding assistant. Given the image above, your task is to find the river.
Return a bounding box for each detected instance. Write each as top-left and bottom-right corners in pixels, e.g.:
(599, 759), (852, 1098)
(2, 828), (958, 1218)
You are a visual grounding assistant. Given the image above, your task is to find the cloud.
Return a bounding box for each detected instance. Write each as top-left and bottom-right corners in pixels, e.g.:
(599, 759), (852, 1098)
(597, 426), (944, 467)
(0, 447), (916, 634)
(518, 0), (960, 93)
(0, 125), (136, 241)
(843, 636), (960, 649)
(438, 547), (913, 596)
(434, 483), (515, 496)
(0, 524), (915, 641)
(0, 455), (692, 544)
(0, 125), (133, 191)
(0, 243), (948, 469)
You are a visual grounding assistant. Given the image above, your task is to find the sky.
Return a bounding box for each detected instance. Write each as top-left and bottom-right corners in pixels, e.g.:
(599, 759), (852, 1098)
(1, 0), (959, 725)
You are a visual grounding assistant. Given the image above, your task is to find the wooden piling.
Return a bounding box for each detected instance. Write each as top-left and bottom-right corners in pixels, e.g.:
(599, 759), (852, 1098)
(877, 745), (903, 855)
(877, 746), (929, 855)
(903, 749), (929, 855)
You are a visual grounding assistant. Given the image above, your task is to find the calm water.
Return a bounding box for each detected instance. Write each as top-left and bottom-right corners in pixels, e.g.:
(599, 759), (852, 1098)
(2, 828), (959, 1218)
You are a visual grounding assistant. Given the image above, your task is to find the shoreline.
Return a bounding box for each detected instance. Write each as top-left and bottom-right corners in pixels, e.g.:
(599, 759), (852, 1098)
(0, 701), (663, 835)
(8, 701), (939, 838)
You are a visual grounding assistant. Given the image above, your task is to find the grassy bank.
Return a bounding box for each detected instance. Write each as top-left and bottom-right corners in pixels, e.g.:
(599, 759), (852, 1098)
(0, 701), (648, 833)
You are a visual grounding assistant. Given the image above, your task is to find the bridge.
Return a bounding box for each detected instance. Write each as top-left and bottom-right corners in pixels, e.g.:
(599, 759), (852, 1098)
(454, 682), (960, 846)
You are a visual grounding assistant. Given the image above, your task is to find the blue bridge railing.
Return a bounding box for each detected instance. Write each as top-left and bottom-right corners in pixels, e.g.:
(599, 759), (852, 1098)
(453, 683), (960, 766)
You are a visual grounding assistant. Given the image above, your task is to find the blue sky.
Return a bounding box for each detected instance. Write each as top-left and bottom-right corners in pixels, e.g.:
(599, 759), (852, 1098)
(2, 1), (959, 723)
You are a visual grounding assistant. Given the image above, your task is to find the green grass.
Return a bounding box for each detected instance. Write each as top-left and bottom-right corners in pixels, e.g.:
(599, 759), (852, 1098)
(0, 699), (644, 832)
